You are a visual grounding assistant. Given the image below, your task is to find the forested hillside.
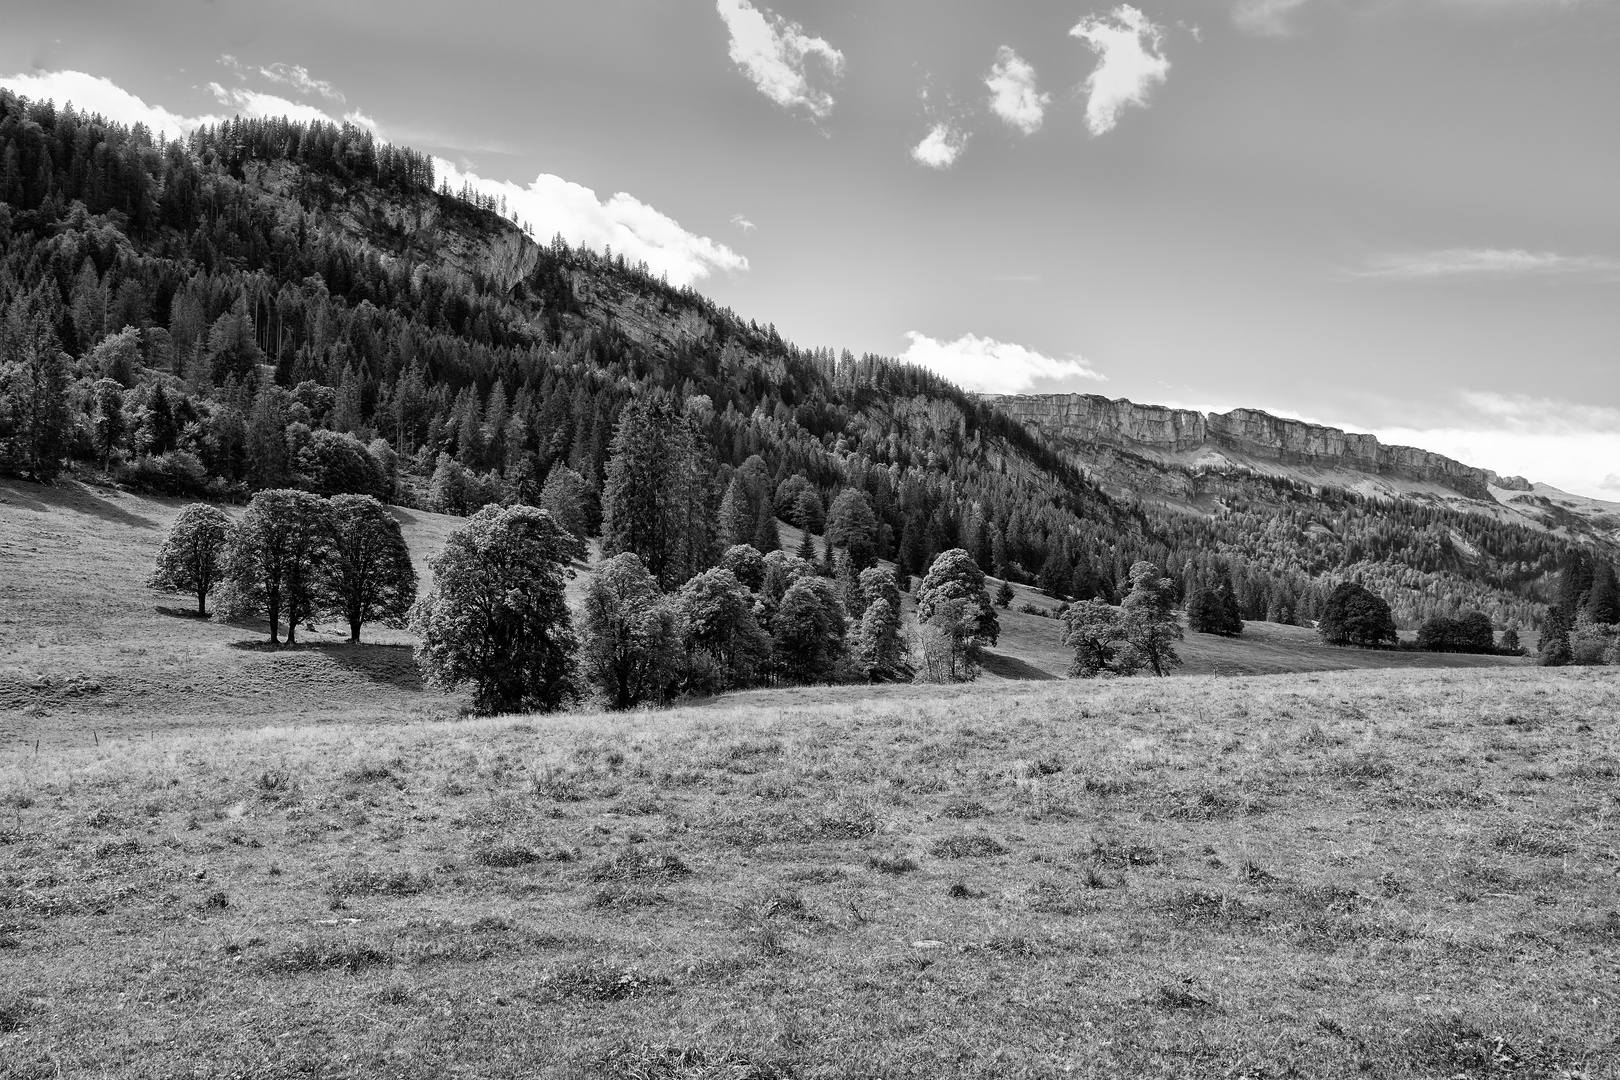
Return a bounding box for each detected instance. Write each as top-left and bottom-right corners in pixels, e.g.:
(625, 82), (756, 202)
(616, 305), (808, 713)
(0, 92), (1606, 631)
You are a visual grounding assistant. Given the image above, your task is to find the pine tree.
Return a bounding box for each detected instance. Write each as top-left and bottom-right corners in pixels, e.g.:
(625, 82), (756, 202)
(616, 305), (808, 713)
(752, 496), (781, 554)
(0, 300), (70, 481)
(1587, 562), (1619, 625)
(600, 396), (713, 591)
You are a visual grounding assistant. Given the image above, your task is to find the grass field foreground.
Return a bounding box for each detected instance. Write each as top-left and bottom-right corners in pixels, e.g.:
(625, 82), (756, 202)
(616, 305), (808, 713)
(2, 668), (1617, 1078)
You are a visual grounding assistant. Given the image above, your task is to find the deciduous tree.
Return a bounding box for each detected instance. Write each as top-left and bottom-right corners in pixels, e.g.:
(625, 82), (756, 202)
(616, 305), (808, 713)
(580, 552), (677, 709)
(324, 494), (416, 642)
(223, 489), (334, 644)
(675, 567), (771, 694)
(148, 503), (231, 616)
(410, 505), (578, 714)
(773, 576), (848, 684)
(1318, 582), (1398, 649)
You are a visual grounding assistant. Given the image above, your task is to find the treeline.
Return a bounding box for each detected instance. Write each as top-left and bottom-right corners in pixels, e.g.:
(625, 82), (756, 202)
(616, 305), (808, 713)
(1, 89), (1606, 633)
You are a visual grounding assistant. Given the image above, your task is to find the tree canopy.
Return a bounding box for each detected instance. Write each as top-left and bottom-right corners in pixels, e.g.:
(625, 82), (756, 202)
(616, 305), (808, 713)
(410, 505), (577, 714)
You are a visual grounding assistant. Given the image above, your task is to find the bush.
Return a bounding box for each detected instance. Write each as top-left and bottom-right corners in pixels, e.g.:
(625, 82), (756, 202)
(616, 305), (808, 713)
(115, 451), (212, 497)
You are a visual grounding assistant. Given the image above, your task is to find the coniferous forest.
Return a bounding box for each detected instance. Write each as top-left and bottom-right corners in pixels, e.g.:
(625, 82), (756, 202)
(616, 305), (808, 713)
(3, 91), (1616, 684)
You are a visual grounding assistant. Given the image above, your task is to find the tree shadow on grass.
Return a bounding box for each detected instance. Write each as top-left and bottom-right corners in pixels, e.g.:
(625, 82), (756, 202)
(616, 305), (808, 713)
(225, 639), (424, 691)
(978, 651), (1060, 681)
(154, 605), (209, 619)
(0, 478), (158, 530)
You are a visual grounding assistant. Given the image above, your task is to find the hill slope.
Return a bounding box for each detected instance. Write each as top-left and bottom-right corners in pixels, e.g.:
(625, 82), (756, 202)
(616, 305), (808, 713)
(0, 477), (1529, 750)
(0, 99), (1606, 633)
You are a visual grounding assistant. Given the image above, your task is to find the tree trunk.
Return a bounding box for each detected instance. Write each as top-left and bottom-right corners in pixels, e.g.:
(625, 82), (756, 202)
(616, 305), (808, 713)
(349, 619), (361, 644)
(197, 589), (207, 617)
(267, 593), (281, 645)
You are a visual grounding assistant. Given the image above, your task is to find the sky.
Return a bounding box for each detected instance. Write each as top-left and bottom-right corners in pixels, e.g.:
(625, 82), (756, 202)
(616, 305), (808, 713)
(3, 0), (1618, 496)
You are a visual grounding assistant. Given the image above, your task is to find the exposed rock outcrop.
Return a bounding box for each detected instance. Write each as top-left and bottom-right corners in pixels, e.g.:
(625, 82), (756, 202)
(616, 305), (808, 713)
(982, 393), (1516, 501)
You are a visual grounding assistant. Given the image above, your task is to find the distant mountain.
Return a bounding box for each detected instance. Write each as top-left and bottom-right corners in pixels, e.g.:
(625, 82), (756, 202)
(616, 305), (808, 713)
(983, 393), (1620, 546)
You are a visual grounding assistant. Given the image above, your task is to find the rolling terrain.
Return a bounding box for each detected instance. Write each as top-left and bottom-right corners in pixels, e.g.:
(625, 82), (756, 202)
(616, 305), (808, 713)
(0, 475), (1529, 752)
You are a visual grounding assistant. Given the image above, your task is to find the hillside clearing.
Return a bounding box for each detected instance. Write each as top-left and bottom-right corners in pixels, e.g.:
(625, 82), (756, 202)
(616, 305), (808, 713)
(1, 478), (1528, 750)
(1, 667), (1616, 1078)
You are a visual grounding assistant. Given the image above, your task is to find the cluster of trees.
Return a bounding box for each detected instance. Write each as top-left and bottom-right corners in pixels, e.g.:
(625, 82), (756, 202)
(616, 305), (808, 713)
(149, 491), (416, 643)
(406, 506), (992, 715)
(1414, 611), (1497, 654)
(1317, 582), (1398, 648)
(1185, 571), (1244, 637)
(1059, 562), (1183, 677)
(1537, 552), (1620, 667)
(9, 91), (1615, 642)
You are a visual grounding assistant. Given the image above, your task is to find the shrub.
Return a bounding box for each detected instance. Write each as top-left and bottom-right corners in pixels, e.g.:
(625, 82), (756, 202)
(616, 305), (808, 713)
(116, 451), (212, 496)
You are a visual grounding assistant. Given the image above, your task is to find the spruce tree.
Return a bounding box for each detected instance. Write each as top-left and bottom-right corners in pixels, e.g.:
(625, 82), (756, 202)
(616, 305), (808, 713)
(0, 300), (70, 481)
(600, 396), (713, 591)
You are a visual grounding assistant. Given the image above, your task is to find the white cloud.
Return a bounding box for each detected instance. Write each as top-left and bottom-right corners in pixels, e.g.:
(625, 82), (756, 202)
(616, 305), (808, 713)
(0, 69), (221, 140)
(259, 62), (344, 102)
(1352, 248), (1620, 281)
(433, 159), (747, 287)
(911, 123), (968, 169)
(730, 213), (757, 232)
(208, 82), (339, 126)
(1350, 392), (1620, 500)
(1601, 473), (1620, 492)
(1070, 5), (1172, 136)
(899, 331), (1105, 394)
(985, 46), (1050, 135)
(715, 0), (845, 118)
(1232, 0), (1312, 35)
(722, 0), (848, 119)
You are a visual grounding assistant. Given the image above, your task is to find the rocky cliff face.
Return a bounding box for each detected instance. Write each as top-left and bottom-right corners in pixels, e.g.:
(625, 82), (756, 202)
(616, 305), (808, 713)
(981, 393), (1524, 501)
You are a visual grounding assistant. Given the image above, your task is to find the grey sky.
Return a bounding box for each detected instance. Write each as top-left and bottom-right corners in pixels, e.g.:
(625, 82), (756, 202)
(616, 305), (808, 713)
(4, 0), (1617, 494)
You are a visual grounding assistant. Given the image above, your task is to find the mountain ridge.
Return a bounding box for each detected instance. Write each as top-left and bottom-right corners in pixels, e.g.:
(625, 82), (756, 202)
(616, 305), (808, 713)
(981, 392), (1530, 499)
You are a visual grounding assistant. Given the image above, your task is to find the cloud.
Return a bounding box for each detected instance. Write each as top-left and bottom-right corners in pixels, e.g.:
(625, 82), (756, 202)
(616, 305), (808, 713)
(715, 0), (844, 118)
(1070, 5), (1171, 136)
(1232, 0), (1312, 35)
(258, 62), (344, 102)
(898, 331), (1104, 394)
(1351, 248), (1620, 281)
(985, 46), (1050, 135)
(730, 213), (756, 232)
(207, 82), (340, 126)
(1601, 474), (1620, 492)
(0, 69), (221, 140)
(433, 159), (747, 287)
(1351, 391), (1620, 500)
(911, 123), (968, 169)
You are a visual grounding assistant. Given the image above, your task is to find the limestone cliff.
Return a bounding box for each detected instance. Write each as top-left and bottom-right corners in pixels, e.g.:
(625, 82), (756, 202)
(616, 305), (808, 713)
(981, 393), (1526, 502)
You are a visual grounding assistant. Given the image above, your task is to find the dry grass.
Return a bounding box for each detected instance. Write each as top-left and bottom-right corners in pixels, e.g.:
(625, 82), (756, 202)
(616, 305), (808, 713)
(2, 667), (1617, 1078)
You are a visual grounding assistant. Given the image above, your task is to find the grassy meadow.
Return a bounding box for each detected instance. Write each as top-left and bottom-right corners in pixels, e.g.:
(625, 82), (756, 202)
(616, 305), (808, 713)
(3, 476), (1606, 1078)
(2, 669), (1618, 1078)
